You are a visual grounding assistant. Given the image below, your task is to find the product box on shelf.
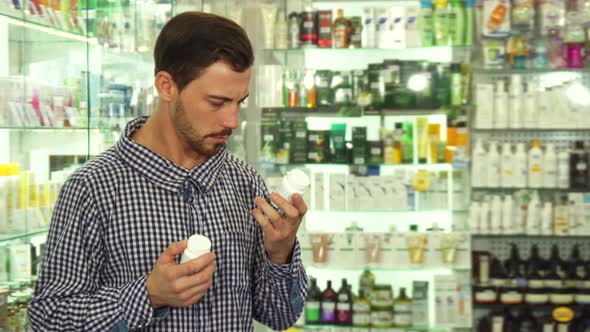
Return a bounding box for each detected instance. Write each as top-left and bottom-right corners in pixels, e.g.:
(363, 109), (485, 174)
(434, 274), (459, 327)
(313, 173), (325, 211)
(569, 193), (590, 235)
(8, 244), (32, 281)
(301, 231), (470, 270)
(329, 173), (347, 211)
(412, 281), (430, 326)
(290, 120), (308, 164)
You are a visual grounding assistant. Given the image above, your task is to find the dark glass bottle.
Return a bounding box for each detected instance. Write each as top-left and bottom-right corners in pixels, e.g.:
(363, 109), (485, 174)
(336, 278), (352, 325)
(526, 247), (548, 304)
(567, 244), (586, 280)
(570, 141), (588, 189)
(501, 244), (526, 305)
(505, 244), (527, 288)
(545, 245), (566, 297)
(528, 244), (550, 277)
(305, 277), (322, 324)
(510, 308), (539, 332)
(549, 244), (568, 279)
(320, 280), (338, 324)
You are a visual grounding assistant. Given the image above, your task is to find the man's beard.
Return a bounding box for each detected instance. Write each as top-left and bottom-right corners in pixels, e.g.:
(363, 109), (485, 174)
(172, 100), (231, 158)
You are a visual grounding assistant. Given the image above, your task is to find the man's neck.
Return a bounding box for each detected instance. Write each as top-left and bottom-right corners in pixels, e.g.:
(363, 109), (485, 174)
(131, 110), (206, 170)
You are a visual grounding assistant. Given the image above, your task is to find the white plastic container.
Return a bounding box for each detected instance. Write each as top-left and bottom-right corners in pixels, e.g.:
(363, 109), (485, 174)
(486, 142), (500, 187)
(523, 83), (538, 128)
(494, 80), (509, 129)
(513, 143), (528, 188)
(528, 140), (543, 189)
(472, 140), (487, 187)
(557, 151), (570, 189)
(490, 196), (502, 234)
(180, 234), (212, 264)
(543, 143), (557, 188)
(509, 75), (523, 128)
(526, 192), (541, 235)
(272, 169), (311, 203)
(500, 143), (514, 188)
(501, 195), (514, 234)
(540, 202), (553, 235)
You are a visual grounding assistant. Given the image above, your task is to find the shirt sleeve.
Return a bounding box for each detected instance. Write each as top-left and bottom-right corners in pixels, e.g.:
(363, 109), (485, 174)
(251, 173), (308, 330)
(28, 177), (169, 331)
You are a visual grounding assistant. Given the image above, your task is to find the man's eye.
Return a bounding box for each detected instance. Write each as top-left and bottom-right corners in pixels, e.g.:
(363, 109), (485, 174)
(210, 101), (224, 107)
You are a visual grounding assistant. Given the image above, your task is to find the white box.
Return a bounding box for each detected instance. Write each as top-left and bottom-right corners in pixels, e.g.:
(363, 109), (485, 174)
(434, 274), (458, 327)
(329, 173), (347, 211)
(313, 173), (325, 211)
(375, 7), (393, 48)
(9, 244), (31, 281)
(404, 5), (420, 48)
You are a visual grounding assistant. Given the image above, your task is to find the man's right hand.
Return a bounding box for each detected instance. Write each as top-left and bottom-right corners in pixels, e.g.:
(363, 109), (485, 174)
(146, 240), (216, 309)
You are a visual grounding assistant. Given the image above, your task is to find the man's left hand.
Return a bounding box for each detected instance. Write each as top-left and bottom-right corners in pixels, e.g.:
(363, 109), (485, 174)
(253, 193), (308, 265)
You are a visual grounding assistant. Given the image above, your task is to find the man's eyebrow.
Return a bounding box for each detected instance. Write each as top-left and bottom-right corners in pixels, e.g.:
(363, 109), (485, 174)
(207, 93), (249, 103)
(207, 94), (233, 102)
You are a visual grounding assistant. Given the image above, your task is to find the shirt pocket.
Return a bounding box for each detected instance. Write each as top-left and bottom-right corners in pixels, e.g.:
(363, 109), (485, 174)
(221, 215), (257, 290)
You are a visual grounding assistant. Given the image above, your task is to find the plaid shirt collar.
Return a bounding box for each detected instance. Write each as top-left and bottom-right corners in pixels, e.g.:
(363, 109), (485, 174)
(116, 116), (227, 194)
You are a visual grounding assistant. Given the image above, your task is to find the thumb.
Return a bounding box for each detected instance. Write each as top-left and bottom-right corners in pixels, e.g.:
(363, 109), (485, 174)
(157, 240), (187, 264)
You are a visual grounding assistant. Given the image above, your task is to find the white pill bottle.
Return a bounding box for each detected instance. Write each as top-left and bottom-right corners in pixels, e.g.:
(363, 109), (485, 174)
(180, 234), (212, 264)
(268, 169), (310, 210)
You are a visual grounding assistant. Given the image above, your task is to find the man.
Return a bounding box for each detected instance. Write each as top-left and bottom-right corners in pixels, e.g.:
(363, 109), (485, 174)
(29, 11), (308, 331)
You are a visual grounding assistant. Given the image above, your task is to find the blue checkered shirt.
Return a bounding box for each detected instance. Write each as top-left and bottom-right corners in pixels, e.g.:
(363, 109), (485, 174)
(29, 116), (307, 331)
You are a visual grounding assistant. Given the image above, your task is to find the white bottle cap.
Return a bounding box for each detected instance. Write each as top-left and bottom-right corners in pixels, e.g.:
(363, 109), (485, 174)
(276, 169), (311, 201)
(180, 234), (211, 264)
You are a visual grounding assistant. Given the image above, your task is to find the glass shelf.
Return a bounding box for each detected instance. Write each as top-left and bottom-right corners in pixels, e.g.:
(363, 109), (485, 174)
(0, 126), (97, 131)
(473, 302), (583, 310)
(472, 128), (590, 132)
(0, 10), (93, 43)
(283, 163), (454, 171)
(306, 265), (470, 272)
(473, 67), (590, 75)
(294, 324), (455, 331)
(309, 209), (466, 214)
(265, 46), (471, 69)
(471, 187), (586, 192)
(0, 228), (49, 243)
(472, 234), (590, 239)
(261, 107), (452, 120)
(1, 11), (155, 65)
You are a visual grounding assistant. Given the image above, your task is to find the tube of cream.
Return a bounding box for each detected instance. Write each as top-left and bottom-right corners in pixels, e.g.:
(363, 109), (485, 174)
(260, 5), (278, 49)
(416, 117), (429, 164)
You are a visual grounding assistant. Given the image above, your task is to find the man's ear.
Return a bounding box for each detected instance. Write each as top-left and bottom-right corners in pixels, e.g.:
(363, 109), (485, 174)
(154, 71), (178, 102)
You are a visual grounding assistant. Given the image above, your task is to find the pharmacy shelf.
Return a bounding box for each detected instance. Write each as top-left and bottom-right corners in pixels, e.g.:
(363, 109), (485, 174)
(0, 10), (92, 43)
(0, 126), (96, 131)
(473, 303), (586, 310)
(0, 11), (154, 65)
(265, 46), (472, 64)
(473, 67), (590, 75)
(471, 187), (587, 192)
(472, 234), (590, 239)
(294, 324), (455, 331)
(261, 107), (363, 119)
(306, 265), (471, 272)
(261, 107), (452, 120)
(294, 163), (454, 172)
(0, 228), (49, 243)
(472, 128), (590, 133)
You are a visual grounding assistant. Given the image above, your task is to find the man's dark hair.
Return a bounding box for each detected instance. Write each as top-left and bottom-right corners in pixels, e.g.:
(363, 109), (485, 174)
(154, 11), (254, 91)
